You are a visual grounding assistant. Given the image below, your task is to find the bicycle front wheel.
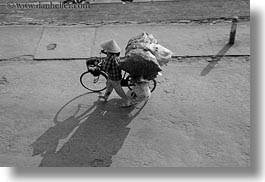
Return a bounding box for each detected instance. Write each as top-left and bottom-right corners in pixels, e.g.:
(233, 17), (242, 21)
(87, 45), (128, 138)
(80, 71), (108, 92)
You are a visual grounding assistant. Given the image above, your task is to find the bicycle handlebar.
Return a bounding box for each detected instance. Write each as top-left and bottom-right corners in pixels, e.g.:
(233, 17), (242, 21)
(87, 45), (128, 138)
(86, 57), (104, 67)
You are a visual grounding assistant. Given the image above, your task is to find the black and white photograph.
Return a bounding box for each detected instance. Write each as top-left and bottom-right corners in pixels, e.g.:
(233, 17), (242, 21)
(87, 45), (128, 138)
(0, 0), (252, 170)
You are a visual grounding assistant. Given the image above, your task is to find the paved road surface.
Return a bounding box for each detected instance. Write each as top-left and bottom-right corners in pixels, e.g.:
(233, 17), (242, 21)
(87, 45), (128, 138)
(0, 56), (250, 167)
(0, 0), (250, 167)
(0, 0), (249, 25)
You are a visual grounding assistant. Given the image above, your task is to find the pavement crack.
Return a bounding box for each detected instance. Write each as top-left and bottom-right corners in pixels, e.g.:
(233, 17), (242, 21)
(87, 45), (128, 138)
(0, 55), (34, 61)
(90, 27), (98, 57)
(33, 27), (45, 58)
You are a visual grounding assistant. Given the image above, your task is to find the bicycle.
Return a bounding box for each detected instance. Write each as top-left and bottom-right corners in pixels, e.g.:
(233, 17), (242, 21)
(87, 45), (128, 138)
(80, 57), (157, 92)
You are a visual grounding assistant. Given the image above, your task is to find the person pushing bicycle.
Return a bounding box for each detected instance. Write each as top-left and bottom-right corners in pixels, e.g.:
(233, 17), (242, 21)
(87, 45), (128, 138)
(98, 40), (132, 107)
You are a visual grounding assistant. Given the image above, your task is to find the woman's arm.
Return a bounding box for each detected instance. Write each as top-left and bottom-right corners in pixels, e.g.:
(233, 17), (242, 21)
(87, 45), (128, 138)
(102, 58), (111, 73)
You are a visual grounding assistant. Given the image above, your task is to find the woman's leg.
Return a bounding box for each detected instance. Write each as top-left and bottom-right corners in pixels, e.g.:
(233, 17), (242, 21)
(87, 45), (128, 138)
(99, 79), (113, 101)
(112, 80), (127, 98)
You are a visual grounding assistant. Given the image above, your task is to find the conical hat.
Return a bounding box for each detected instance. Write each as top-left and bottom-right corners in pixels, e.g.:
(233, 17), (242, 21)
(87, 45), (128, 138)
(100, 40), (121, 53)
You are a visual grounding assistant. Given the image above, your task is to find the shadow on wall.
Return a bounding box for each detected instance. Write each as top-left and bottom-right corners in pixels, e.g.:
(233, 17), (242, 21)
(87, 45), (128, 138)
(30, 92), (147, 167)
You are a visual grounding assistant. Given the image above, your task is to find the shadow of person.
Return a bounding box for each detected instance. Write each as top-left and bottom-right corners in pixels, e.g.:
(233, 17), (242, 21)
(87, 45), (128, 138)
(31, 93), (146, 167)
(30, 92), (95, 158)
(30, 115), (80, 158)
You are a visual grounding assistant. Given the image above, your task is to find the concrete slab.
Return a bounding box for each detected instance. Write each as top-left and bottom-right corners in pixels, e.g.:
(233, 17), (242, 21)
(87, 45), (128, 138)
(0, 23), (249, 60)
(206, 23), (250, 55)
(0, 27), (43, 59)
(34, 27), (96, 60)
(93, 22), (250, 57)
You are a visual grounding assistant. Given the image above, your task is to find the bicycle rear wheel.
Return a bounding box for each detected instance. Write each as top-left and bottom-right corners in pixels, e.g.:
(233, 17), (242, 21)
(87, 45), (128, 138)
(148, 79), (157, 92)
(80, 71), (108, 92)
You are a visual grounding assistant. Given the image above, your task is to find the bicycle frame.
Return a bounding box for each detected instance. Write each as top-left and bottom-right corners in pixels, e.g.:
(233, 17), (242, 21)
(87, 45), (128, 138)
(84, 57), (155, 91)
(80, 57), (156, 92)
(121, 72), (131, 87)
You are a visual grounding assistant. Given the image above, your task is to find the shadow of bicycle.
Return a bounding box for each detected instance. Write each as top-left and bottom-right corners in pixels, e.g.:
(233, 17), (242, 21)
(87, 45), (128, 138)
(30, 92), (147, 167)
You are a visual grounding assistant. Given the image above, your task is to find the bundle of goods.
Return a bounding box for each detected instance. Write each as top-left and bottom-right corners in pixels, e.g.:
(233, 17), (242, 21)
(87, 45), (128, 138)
(121, 49), (162, 80)
(126, 81), (151, 104)
(120, 32), (173, 80)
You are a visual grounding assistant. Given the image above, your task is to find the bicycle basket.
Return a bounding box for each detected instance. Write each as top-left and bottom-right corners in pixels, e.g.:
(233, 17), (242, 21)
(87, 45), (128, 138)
(86, 57), (101, 66)
(89, 67), (101, 77)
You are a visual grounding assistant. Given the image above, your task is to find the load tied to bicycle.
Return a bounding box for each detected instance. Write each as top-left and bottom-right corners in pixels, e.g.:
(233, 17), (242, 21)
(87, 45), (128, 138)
(80, 32), (173, 107)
